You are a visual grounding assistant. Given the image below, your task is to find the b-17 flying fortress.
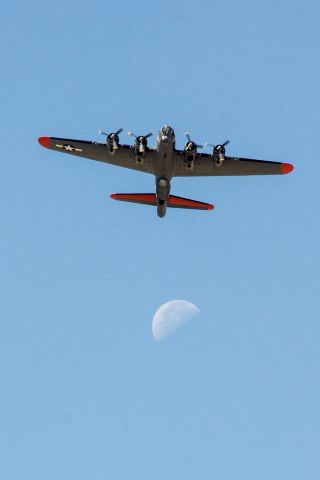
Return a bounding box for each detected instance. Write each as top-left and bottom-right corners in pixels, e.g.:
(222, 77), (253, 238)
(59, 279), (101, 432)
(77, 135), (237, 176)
(38, 125), (293, 218)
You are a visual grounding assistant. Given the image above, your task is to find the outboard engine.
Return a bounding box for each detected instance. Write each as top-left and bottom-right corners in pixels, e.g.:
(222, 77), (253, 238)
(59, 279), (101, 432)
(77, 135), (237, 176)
(205, 140), (230, 166)
(98, 128), (123, 153)
(107, 132), (121, 151)
(214, 144), (227, 166)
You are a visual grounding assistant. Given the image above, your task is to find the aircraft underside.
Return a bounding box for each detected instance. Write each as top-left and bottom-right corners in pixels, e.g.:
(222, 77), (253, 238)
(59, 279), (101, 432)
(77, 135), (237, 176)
(38, 124), (293, 218)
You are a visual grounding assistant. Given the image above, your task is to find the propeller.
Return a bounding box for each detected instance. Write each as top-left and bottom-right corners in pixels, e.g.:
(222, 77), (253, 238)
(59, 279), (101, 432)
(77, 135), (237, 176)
(128, 131), (153, 153)
(204, 140), (230, 166)
(98, 128), (123, 137)
(204, 140), (230, 154)
(98, 128), (123, 149)
(128, 131), (153, 140)
(184, 132), (203, 150)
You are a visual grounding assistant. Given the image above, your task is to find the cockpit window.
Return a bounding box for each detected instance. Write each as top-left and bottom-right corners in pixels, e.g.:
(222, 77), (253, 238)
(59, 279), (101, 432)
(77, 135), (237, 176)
(162, 125), (173, 136)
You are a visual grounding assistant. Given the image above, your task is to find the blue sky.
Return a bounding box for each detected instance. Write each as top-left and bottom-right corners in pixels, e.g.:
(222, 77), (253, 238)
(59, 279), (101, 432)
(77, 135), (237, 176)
(1, 0), (320, 478)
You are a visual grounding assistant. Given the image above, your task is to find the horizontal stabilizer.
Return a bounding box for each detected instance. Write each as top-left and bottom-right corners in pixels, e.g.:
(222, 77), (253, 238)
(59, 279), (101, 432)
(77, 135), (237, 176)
(167, 195), (214, 210)
(110, 193), (214, 210)
(110, 193), (157, 206)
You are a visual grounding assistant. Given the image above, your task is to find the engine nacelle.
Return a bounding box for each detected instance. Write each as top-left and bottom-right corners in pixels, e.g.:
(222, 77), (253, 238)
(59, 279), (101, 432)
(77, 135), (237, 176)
(128, 132), (152, 160)
(213, 144), (226, 166)
(107, 133), (120, 152)
(184, 140), (197, 154)
(135, 136), (148, 155)
(98, 128), (123, 152)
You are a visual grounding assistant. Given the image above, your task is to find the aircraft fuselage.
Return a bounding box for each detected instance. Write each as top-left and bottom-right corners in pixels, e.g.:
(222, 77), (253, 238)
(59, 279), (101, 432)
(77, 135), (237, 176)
(155, 125), (176, 217)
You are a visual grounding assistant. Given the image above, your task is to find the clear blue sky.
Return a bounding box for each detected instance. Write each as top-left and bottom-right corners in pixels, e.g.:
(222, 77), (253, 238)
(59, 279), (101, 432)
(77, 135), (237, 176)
(1, 0), (320, 478)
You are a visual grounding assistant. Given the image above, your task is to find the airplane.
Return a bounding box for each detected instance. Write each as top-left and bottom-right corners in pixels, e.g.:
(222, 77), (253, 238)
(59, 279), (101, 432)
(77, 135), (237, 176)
(38, 125), (293, 218)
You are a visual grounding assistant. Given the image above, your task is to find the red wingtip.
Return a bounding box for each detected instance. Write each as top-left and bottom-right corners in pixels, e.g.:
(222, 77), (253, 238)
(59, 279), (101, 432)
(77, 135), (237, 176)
(208, 204), (214, 210)
(38, 136), (51, 148)
(281, 162), (294, 174)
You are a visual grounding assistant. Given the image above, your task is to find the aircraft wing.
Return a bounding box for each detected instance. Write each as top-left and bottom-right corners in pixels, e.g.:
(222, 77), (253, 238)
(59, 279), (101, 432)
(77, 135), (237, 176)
(38, 136), (156, 174)
(173, 152), (294, 176)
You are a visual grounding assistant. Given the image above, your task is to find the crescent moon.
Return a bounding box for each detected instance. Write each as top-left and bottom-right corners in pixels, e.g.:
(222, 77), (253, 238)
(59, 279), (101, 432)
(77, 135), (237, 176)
(152, 299), (199, 340)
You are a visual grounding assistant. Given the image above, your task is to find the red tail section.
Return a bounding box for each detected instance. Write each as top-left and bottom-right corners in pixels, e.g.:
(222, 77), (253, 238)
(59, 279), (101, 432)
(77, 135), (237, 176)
(110, 193), (214, 210)
(168, 195), (214, 210)
(110, 193), (157, 206)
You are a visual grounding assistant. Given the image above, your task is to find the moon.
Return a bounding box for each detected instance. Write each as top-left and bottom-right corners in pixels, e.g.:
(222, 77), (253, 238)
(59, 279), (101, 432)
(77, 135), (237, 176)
(152, 300), (199, 340)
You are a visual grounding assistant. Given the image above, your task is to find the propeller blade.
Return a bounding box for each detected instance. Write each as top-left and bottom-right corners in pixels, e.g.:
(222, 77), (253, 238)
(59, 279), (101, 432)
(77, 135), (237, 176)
(129, 131), (152, 140)
(185, 132), (203, 148)
(204, 140), (230, 149)
(98, 129), (123, 137)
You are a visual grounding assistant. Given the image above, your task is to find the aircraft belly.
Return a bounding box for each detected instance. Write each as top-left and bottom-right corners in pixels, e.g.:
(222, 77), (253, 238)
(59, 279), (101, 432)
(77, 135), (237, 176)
(155, 150), (174, 180)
